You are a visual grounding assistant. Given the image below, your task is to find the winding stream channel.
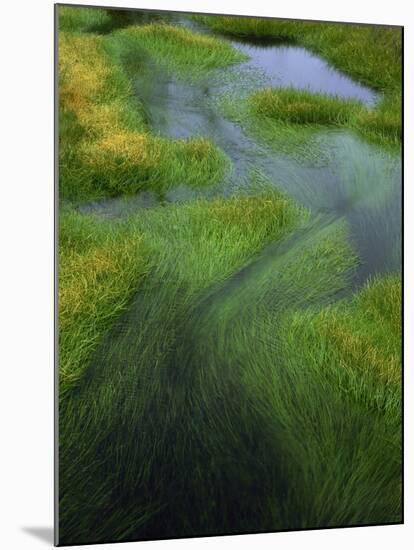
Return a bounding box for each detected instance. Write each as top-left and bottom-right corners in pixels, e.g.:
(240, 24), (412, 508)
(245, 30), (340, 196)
(80, 16), (401, 289)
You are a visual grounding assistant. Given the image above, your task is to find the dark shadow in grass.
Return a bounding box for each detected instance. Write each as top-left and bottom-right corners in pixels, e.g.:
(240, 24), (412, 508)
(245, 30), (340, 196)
(22, 527), (53, 545)
(88, 9), (176, 35)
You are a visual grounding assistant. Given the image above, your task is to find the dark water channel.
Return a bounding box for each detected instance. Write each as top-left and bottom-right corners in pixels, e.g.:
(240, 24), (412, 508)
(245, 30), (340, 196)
(81, 19), (401, 287)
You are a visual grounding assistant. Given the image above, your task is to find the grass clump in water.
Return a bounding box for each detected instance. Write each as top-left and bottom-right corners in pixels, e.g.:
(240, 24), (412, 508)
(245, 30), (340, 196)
(250, 87), (363, 125)
(220, 86), (400, 152)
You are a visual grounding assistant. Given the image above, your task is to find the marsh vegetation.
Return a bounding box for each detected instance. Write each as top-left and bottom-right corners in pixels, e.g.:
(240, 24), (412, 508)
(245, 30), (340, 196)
(57, 6), (402, 545)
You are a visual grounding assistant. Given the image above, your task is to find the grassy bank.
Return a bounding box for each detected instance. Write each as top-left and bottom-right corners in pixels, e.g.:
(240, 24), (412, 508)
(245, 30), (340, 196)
(59, 8), (247, 203)
(195, 15), (401, 92)
(59, 209), (150, 395)
(197, 15), (401, 148)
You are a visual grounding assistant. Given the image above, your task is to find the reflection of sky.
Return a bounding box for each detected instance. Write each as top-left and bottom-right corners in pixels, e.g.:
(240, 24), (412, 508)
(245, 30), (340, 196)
(236, 43), (378, 105)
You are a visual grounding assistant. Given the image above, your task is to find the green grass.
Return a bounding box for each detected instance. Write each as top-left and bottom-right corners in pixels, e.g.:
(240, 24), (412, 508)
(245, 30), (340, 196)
(197, 15), (401, 148)
(300, 275), (402, 394)
(58, 9), (248, 203)
(112, 22), (247, 79)
(58, 188), (308, 543)
(355, 92), (402, 146)
(186, 252), (401, 530)
(58, 5), (111, 33)
(256, 274), (402, 524)
(250, 87), (363, 125)
(249, 87), (402, 147)
(58, 208), (150, 395)
(243, 87), (401, 148)
(59, 183), (302, 393)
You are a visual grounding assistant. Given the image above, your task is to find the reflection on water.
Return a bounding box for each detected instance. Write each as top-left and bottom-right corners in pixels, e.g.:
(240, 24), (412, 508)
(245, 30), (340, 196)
(233, 42), (378, 105)
(80, 19), (400, 286)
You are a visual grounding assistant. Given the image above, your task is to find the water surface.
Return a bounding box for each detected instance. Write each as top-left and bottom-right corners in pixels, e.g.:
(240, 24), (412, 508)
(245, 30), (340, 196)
(232, 41), (378, 105)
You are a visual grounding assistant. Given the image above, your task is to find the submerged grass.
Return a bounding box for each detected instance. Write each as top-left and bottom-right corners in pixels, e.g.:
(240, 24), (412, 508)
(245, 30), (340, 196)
(180, 233), (401, 530)
(59, 185), (400, 543)
(59, 186), (301, 396)
(238, 278), (402, 528)
(198, 15), (402, 148)
(59, 188), (307, 542)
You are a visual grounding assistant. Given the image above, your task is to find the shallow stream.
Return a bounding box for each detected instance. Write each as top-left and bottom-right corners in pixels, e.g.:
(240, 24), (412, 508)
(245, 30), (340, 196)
(80, 16), (401, 287)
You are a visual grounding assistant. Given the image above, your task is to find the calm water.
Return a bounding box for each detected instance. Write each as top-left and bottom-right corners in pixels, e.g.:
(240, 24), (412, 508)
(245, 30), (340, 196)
(80, 20), (400, 286)
(230, 41), (378, 105)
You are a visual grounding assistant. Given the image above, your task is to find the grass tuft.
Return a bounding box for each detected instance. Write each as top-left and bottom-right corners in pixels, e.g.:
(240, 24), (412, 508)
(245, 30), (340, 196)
(249, 87), (363, 125)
